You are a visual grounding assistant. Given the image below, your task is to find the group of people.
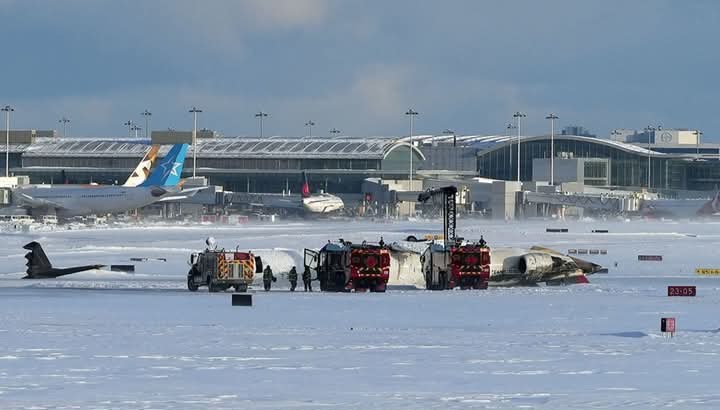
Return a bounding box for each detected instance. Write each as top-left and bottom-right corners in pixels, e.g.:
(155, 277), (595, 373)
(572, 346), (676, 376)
(262, 265), (314, 292)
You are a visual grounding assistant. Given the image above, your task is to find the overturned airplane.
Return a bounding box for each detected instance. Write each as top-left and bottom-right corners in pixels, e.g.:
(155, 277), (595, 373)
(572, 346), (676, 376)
(23, 241), (104, 279)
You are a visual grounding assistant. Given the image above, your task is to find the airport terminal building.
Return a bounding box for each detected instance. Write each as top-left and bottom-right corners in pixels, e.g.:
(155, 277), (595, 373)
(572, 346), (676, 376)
(3, 128), (719, 199)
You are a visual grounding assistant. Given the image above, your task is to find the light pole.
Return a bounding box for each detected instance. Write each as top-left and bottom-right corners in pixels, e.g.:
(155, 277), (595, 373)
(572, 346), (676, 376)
(513, 111), (526, 183)
(442, 129), (456, 170)
(545, 113), (559, 185)
(2, 105), (14, 177)
(506, 123), (516, 181)
(141, 110), (152, 139)
(329, 128), (341, 136)
(131, 124), (142, 138)
(305, 120), (315, 137)
(255, 111), (269, 138)
(189, 107), (202, 178)
(644, 125), (656, 189)
(694, 130), (703, 160)
(405, 109), (418, 182)
(123, 120), (134, 137)
(59, 116), (70, 138)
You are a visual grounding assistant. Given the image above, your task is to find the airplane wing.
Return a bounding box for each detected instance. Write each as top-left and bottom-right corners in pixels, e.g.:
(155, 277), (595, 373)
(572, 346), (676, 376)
(17, 193), (65, 209)
(155, 186), (208, 202)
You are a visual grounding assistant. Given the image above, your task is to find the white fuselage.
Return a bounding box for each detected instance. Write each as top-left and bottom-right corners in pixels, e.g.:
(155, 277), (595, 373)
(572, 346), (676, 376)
(13, 185), (170, 217)
(302, 193), (344, 214)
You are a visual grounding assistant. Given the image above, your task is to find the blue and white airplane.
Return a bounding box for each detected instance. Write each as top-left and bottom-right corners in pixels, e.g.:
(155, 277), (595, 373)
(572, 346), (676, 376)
(13, 144), (192, 218)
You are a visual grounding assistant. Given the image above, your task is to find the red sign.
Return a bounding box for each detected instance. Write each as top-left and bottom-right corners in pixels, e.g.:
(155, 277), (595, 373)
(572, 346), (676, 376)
(668, 286), (696, 297)
(661, 317), (676, 333)
(638, 255), (663, 261)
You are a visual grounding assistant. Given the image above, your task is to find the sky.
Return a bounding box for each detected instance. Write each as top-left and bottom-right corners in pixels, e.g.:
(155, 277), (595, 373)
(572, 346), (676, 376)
(1, 0), (718, 140)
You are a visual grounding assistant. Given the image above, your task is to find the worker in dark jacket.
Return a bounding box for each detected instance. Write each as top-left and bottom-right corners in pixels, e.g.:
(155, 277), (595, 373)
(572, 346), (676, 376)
(302, 265), (313, 292)
(263, 265), (276, 291)
(288, 266), (298, 292)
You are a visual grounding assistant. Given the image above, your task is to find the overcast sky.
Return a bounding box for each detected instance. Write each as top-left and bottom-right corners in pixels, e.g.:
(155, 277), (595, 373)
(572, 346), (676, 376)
(1, 0), (718, 139)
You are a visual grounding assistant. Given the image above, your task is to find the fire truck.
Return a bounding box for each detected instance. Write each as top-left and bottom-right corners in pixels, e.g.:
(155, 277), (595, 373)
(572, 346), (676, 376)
(304, 240), (391, 292)
(418, 186), (491, 290)
(187, 238), (262, 292)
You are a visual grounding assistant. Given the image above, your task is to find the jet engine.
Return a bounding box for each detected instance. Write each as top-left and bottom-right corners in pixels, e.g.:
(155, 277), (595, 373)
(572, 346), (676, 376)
(517, 253), (556, 282)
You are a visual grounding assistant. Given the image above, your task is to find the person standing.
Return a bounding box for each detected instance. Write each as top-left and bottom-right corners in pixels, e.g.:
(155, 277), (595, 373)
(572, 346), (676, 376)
(288, 266), (298, 292)
(302, 265), (313, 292)
(263, 265), (276, 291)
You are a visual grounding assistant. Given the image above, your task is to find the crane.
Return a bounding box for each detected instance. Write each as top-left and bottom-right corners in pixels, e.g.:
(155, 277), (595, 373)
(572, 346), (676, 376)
(418, 186), (457, 245)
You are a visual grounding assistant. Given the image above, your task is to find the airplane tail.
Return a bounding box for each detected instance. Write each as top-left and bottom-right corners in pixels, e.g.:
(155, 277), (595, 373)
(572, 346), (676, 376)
(697, 191), (720, 216)
(139, 144), (189, 187)
(23, 241), (52, 278)
(123, 145), (160, 187)
(301, 171), (311, 198)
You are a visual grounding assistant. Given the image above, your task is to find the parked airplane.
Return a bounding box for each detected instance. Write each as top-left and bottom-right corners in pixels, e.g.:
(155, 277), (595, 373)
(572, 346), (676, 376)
(231, 171), (344, 215)
(300, 172), (344, 214)
(639, 192), (720, 219)
(12, 144), (190, 218)
(23, 241), (103, 278)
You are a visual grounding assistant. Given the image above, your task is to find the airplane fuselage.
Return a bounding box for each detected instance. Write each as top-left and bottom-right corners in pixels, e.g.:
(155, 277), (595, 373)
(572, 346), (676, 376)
(302, 193), (344, 214)
(13, 185), (170, 217)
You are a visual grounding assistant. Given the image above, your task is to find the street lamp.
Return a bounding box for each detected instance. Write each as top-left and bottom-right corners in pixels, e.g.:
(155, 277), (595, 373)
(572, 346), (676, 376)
(506, 123), (516, 181)
(329, 128), (341, 136)
(405, 109), (418, 182)
(545, 113), (559, 185)
(59, 116), (70, 138)
(644, 125), (656, 189)
(2, 105), (14, 178)
(694, 130), (703, 160)
(123, 120), (134, 137)
(513, 111), (527, 183)
(141, 110), (152, 139)
(305, 120), (315, 137)
(189, 107), (202, 178)
(131, 124), (142, 138)
(255, 111), (269, 138)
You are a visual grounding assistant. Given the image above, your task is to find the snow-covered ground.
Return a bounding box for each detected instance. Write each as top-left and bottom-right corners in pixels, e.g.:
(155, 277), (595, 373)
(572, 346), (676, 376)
(2, 218), (720, 409)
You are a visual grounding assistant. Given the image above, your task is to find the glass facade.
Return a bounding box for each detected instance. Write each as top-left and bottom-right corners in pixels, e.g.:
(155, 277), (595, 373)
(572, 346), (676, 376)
(477, 138), (685, 189)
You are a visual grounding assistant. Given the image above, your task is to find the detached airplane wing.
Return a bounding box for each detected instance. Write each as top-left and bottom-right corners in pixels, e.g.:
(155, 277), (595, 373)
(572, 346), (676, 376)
(17, 193), (65, 210)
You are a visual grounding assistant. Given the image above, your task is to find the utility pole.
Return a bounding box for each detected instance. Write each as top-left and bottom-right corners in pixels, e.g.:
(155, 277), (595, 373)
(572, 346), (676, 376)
(255, 111), (269, 138)
(141, 110), (152, 139)
(405, 109), (418, 182)
(59, 116), (70, 138)
(189, 107), (202, 178)
(545, 113), (559, 185)
(2, 105), (14, 178)
(513, 112), (526, 183)
(305, 120), (315, 137)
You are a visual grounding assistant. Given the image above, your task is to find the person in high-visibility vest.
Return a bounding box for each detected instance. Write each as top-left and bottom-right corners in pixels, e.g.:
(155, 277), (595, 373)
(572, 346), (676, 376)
(263, 265), (276, 291)
(288, 266), (298, 292)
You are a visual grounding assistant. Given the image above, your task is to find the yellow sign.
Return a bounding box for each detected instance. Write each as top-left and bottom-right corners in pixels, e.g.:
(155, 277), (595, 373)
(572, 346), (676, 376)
(695, 268), (720, 275)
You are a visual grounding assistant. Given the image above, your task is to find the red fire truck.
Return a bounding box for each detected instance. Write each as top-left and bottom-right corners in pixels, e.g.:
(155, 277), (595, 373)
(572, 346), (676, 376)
(304, 240), (391, 292)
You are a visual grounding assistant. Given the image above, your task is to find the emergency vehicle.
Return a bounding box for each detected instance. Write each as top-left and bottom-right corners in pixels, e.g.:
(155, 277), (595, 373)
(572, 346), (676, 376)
(304, 240), (391, 292)
(187, 239), (262, 292)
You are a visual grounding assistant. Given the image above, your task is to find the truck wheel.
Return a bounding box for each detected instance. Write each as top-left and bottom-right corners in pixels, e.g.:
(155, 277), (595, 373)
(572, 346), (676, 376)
(187, 276), (199, 292)
(208, 280), (219, 293)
